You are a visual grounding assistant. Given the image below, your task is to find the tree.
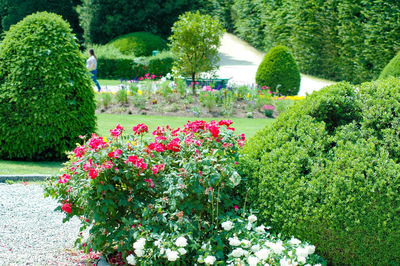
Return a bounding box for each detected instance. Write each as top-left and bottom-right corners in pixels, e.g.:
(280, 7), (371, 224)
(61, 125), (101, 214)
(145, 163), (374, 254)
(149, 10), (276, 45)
(169, 11), (224, 94)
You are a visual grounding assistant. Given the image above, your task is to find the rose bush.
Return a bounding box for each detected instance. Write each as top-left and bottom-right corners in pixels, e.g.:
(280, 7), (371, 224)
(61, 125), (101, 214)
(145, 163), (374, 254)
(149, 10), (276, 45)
(45, 120), (324, 265)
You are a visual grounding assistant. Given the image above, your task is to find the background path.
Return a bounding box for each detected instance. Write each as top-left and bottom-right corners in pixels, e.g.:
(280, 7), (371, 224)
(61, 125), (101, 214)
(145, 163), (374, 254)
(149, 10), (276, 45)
(216, 33), (335, 96)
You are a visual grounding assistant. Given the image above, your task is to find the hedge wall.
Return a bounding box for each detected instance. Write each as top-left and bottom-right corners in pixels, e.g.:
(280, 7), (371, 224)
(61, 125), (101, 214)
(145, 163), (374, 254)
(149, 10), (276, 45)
(232, 0), (400, 84)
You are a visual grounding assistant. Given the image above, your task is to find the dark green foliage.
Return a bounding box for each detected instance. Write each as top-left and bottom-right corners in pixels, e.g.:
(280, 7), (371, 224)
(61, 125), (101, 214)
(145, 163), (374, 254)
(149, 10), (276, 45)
(97, 58), (133, 80)
(0, 12), (96, 160)
(108, 32), (167, 57)
(239, 78), (400, 264)
(255, 46), (300, 95)
(379, 52), (400, 79)
(0, 0), (82, 42)
(232, 0), (400, 83)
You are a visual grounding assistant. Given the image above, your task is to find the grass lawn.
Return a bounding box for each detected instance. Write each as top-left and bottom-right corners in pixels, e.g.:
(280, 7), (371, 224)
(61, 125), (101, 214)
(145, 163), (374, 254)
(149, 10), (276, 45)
(0, 114), (273, 176)
(98, 79), (123, 86)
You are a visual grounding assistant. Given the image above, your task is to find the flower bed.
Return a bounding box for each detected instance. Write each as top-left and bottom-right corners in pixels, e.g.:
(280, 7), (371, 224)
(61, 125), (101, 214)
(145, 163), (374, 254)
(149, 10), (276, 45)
(44, 120), (324, 265)
(96, 75), (304, 118)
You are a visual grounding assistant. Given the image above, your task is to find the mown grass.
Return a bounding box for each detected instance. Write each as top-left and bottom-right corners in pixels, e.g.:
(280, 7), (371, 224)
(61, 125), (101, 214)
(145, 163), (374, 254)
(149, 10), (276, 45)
(0, 114), (273, 175)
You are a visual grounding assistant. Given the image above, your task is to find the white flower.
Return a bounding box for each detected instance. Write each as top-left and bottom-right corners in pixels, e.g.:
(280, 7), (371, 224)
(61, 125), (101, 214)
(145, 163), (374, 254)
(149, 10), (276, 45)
(289, 238), (301, 245)
(222, 221), (234, 231)
(160, 248), (165, 255)
(175, 236), (188, 247)
(231, 247), (245, 257)
(248, 215), (257, 223)
(154, 240), (161, 248)
(279, 257), (294, 266)
(255, 248), (270, 260)
(204, 255), (217, 265)
(297, 256), (307, 264)
(241, 239), (251, 248)
(178, 248), (187, 255)
(295, 247), (309, 257)
(306, 245), (315, 255)
(228, 237), (241, 246)
(266, 240), (285, 254)
(255, 225), (266, 233)
(251, 244), (260, 252)
(166, 249), (179, 261)
(133, 238), (146, 250)
(135, 249), (145, 257)
(248, 256), (260, 266)
(126, 254), (136, 265)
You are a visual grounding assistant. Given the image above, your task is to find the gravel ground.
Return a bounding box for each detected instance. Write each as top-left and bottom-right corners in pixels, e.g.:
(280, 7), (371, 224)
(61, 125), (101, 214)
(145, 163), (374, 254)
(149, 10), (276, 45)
(0, 183), (88, 265)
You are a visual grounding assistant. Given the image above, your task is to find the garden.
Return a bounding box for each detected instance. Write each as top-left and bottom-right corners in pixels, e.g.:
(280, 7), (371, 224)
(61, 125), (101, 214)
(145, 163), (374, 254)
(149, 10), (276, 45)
(1, 0), (400, 265)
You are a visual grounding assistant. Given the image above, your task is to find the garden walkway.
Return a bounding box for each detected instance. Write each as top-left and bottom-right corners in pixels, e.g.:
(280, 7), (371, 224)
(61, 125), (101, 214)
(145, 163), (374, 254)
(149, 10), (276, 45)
(216, 33), (335, 96)
(100, 33), (335, 96)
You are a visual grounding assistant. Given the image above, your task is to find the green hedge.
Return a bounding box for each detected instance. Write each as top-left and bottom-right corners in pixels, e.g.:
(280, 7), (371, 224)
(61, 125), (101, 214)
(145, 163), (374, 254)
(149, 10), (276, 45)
(84, 45), (174, 79)
(379, 52), (400, 79)
(0, 12), (96, 160)
(255, 45), (300, 95)
(239, 77), (400, 264)
(232, 0), (400, 84)
(107, 32), (168, 57)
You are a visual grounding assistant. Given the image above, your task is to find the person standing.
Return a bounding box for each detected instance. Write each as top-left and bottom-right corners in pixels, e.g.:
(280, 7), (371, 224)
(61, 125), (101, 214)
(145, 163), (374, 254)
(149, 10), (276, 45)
(86, 48), (101, 92)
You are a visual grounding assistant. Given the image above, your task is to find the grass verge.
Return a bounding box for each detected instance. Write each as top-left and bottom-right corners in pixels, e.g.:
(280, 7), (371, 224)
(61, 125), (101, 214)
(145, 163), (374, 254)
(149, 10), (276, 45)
(0, 114), (273, 175)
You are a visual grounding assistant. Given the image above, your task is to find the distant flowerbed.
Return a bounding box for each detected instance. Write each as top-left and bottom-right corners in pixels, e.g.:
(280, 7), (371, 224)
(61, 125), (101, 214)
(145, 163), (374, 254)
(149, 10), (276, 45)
(45, 120), (325, 265)
(96, 74), (305, 119)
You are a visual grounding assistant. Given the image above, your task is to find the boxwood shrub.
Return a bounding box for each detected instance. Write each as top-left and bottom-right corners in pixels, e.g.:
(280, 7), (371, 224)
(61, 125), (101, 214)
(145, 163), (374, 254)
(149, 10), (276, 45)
(108, 32), (168, 57)
(239, 77), (400, 265)
(255, 45), (300, 96)
(379, 51), (400, 79)
(0, 12), (96, 160)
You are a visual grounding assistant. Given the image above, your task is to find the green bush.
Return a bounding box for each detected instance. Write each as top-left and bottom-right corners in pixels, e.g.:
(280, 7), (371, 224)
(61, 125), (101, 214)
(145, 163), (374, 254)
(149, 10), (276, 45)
(255, 45), (300, 95)
(240, 78), (400, 265)
(379, 52), (400, 79)
(108, 32), (167, 57)
(0, 12), (96, 160)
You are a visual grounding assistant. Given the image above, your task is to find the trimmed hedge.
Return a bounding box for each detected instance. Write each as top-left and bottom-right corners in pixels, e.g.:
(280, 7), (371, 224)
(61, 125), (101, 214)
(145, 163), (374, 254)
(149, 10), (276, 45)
(108, 32), (167, 57)
(239, 77), (400, 264)
(0, 12), (96, 160)
(379, 52), (400, 79)
(232, 0), (400, 84)
(255, 45), (300, 95)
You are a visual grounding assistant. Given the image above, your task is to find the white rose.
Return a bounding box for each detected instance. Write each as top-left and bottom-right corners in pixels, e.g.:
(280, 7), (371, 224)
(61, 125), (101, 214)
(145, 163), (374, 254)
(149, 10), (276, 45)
(279, 257), (293, 266)
(255, 248), (270, 260)
(178, 248), (187, 255)
(204, 255), (217, 265)
(251, 244), (260, 252)
(154, 240), (161, 248)
(231, 248), (245, 257)
(248, 256), (260, 266)
(228, 237), (241, 246)
(135, 249), (145, 257)
(222, 221), (234, 231)
(255, 225), (266, 233)
(166, 250), (179, 261)
(126, 254), (136, 265)
(248, 215), (257, 223)
(133, 238), (146, 250)
(175, 236), (188, 247)
(289, 238), (301, 245)
(295, 247), (309, 257)
(241, 239), (251, 248)
(297, 256), (307, 264)
(306, 245), (315, 255)
(266, 241), (284, 254)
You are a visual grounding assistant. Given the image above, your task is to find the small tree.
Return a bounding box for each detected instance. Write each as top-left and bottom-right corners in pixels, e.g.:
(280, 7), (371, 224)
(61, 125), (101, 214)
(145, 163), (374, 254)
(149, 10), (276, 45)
(169, 11), (224, 94)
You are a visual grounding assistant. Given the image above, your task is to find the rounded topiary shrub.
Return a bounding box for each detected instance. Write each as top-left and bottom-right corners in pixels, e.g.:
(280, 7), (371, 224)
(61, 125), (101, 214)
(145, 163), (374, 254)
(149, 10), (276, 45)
(108, 32), (168, 57)
(255, 45), (301, 95)
(379, 51), (400, 79)
(239, 77), (400, 265)
(0, 12), (96, 160)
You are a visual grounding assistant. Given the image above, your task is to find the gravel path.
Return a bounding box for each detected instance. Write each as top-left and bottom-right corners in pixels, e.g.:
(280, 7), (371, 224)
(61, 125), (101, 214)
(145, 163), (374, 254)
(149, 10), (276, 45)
(0, 183), (86, 265)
